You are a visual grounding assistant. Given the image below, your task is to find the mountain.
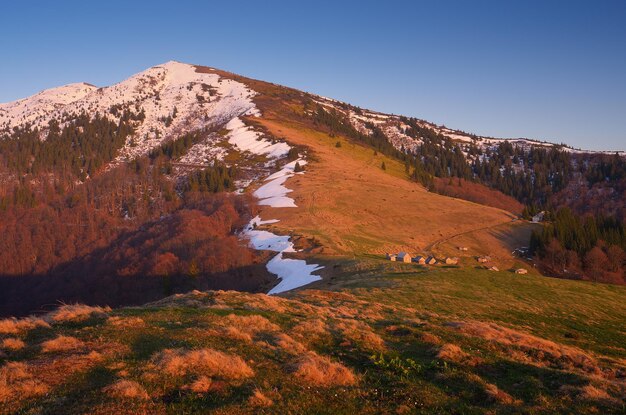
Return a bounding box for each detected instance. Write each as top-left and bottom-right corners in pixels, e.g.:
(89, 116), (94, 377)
(0, 62), (625, 413)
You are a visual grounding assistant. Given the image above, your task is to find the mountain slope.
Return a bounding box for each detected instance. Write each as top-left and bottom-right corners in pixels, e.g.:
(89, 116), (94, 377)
(0, 61), (625, 414)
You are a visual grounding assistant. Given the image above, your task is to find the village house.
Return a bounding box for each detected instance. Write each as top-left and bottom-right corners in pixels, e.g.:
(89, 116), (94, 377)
(397, 252), (412, 263)
(445, 257), (459, 265)
(412, 255), (426, 264)
(515, 268), (528, 274)
(425, 256), (437, 265)
(386, 253), (397, 262)
(477, 256), (491, 263)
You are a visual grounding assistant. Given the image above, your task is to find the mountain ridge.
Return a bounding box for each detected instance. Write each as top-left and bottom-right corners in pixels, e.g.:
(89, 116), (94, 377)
(2, 61), (622, 156)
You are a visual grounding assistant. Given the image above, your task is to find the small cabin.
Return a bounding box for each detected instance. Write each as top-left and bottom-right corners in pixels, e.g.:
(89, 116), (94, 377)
(412, 255), (426, 264)
(515, 268), (528, 275)
(397, 252), (412, 263)
(425, 256), (437, 265)
(386, 253), (397, 262)
(488, 266), (499, 271)
(458, 246), (469, 252)
(445, 257), (459, 265)
(477, 256), (491, 263)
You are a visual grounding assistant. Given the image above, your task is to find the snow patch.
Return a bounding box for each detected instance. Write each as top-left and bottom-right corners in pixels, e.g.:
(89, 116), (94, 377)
(226, 117), (290, 159)
(254, 159), (306, 207)
(267, 254), (323, 294)
(242, 158), (322, 294)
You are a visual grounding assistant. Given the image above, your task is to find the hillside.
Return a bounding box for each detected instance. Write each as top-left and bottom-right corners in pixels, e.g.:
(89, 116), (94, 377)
(0, 61), (625, 413)
(1, 264), (625, 414)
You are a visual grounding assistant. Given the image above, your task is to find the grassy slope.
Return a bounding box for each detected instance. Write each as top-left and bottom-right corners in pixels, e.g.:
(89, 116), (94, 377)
(1, 270), (624, 414)
(207, 65), (533, 269)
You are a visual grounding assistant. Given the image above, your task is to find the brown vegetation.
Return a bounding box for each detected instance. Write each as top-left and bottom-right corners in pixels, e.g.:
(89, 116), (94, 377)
(0, 317), (49, 334)
(46, 304), (110, 323)
(436, 343), (469, 363)
(248, 389), (274, 407)
(185, 376), (213, 394)
(103, 379), (150, 400)
(483, 382), (519, 405)
(290, 351), (356, 386)
(0, 191), (267, 317)
(432, 177), (524, 215)
(40, 335), (84, 353)
(578, 384), (614, 403)
(1, 338), (25, 351)
(449, 321), (601, 374)
(335, 319), (385, 351)
(0, 362), (48, 403)
(151, 348), (254, 380)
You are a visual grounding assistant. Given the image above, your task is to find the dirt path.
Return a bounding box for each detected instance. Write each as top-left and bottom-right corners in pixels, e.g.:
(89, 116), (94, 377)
(424, 218), (518, 253)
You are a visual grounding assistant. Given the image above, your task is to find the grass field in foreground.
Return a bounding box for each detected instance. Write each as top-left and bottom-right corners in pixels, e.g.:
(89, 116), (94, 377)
(1, 261), (624, 414)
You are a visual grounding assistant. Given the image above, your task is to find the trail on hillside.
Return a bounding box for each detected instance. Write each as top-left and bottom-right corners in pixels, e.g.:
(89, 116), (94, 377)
(424, 217), (519, 253)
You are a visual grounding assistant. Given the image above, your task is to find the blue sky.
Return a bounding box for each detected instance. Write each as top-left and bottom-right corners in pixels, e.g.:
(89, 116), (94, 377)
(1, 0), (624, 150)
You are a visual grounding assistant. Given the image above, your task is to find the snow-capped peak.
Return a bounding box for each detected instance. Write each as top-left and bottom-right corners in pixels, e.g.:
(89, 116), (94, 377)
(0, 61), (262, 161)
(0, 82), (98, 127)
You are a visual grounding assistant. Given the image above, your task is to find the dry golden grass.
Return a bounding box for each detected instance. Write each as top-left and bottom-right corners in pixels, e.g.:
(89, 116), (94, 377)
(292, 318), (327, 339)
(103, 379), (150, 400)
(437, 343), (469, 363)
(290, 351), (356, 386)
(224, 314), (280, 334)
(0, 317), (49, 335)
(151, 348), (254, 380)
(0, 362), (49, 403)
(215, 314), (281, 343)
(248, 389), (274, 407)
(107, 316), (145, 328)
(41, 335), (84, 353)
(1, 338), (26, 351)
(335, 319), (385, 352)
(273, 333), (308, 354)
(578, 384), (614, 402)
(253, 117), (517, 257)
(483, 382), (519, 405)
(185, 376), (213, 393)
(420, 332), (442, 345)
(221, 326), (253, 343)
(435, 220), (538, 271)
(449, 321), (601, 374)
(46, 304), (110, 323)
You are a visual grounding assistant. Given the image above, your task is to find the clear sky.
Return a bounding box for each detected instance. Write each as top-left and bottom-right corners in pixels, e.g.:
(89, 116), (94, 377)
(1, 0), (624, 150)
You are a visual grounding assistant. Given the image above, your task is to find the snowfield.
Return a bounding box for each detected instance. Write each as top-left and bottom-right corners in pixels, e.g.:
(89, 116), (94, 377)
(226, 117), (290, 159)
(242, 159), (323, 295)
(254, 159), (306, 208)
